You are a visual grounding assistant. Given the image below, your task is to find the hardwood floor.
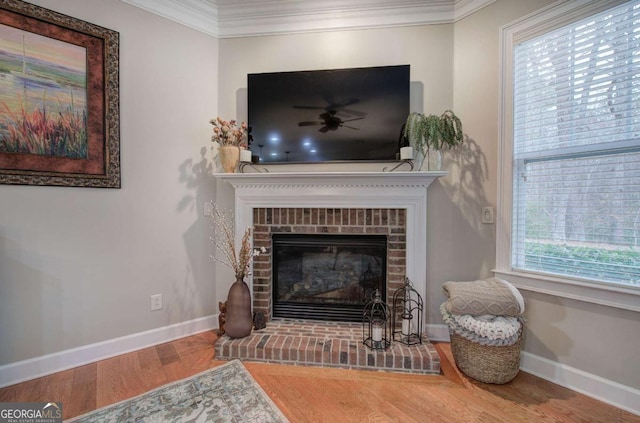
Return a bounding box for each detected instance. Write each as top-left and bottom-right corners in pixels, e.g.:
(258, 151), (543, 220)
(0, 331), (637, 422)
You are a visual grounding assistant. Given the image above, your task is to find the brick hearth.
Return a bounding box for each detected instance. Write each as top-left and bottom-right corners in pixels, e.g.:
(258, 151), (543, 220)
(215, 319), (441, 375)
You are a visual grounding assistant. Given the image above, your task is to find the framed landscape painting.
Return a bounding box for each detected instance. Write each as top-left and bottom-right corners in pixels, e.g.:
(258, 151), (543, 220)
(0, 0), (119, 188)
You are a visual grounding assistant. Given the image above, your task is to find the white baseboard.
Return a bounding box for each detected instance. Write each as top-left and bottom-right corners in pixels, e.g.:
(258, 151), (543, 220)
(428, 323), (639, 416)
(425, 323), (450, 342)
(0, 315), (218, 388)
(520, 351), (640, 416)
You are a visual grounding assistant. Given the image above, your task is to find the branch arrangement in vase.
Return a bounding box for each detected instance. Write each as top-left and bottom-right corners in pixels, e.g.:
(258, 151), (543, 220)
(209, 202), (265, 279)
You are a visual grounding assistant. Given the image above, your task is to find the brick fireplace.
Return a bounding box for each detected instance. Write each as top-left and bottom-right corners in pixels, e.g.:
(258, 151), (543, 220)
(252, 207), (406, 322)
(218, 172), (444, 307)
(215, 171), (444, 374)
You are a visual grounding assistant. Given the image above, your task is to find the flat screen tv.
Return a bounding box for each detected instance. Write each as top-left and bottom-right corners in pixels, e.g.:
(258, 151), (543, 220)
(247, 65), (410, 164)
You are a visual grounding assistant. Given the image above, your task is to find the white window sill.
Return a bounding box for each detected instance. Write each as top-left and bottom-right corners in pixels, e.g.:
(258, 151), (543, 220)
(493, 269), (640, 313)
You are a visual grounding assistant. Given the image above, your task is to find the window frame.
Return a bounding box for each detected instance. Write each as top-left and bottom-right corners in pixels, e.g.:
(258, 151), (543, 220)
(496, 0), (640, 312)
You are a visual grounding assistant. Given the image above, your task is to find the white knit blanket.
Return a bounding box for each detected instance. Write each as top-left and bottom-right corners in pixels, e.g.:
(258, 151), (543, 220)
(440, 303), (522, 346)
(454, 313), (520, 340)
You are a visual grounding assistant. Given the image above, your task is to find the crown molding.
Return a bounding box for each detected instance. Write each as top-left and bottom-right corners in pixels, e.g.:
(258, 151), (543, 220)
(122, 0), (219, 37)
(121, 0), (495, 38)
(453, 0), (495, 21)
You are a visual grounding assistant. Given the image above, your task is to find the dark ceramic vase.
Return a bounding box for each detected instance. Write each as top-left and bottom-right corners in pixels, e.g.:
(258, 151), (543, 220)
(224, 277), (253, 338)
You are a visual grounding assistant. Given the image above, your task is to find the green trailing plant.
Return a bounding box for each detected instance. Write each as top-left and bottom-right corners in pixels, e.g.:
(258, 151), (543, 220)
(403, 110), (463, 168)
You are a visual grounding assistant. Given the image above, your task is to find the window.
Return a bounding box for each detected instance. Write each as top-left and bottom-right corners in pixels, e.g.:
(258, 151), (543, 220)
(498, 0), (640, 308)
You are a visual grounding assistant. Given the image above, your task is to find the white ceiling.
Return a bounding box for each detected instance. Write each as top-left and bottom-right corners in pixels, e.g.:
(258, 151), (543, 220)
(121, 0), (496, 38)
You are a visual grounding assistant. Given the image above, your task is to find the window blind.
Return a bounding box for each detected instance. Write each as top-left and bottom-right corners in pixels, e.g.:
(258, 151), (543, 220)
(512, 0), (640, 286)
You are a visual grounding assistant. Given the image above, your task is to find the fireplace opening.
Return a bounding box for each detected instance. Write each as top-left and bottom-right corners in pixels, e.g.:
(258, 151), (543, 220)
(272, 233), (387, 322)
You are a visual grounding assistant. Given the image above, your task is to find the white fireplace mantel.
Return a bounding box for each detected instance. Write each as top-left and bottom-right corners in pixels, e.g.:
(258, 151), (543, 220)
(216, 171), (446, 323)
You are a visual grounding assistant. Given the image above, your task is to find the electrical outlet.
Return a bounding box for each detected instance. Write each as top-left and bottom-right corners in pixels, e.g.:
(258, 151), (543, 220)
(150, 294), (162, 311)
(482, 207), (495, 224)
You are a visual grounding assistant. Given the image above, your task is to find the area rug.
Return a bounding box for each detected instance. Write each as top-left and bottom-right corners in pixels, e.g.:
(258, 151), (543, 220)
(67, 360), (289, 422)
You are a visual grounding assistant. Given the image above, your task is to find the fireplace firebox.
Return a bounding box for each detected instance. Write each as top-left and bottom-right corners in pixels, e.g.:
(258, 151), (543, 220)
(272, 234), (387, 322)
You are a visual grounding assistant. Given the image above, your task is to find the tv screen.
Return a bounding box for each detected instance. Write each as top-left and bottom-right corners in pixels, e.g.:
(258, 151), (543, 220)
(247, 65), (410, 164)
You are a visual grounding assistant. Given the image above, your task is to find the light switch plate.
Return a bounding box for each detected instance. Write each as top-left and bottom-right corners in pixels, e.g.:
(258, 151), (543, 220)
(482, 207), (494, 224)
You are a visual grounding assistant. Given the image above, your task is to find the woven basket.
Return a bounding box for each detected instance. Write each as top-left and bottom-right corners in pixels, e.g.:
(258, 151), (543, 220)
(450, 330), (523, 384)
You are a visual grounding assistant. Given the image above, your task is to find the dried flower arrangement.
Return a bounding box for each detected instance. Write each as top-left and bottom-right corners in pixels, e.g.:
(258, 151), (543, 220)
(209, 117), (248, 147)
(209, 202), (265, 279)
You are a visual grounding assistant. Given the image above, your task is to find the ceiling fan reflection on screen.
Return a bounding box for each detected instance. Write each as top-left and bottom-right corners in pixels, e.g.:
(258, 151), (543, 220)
(295, 97), (366, 133)
(298, 110), (364, 133)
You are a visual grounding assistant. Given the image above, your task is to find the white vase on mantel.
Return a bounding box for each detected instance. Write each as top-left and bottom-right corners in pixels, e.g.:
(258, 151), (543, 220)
(427, 149), (442, 171)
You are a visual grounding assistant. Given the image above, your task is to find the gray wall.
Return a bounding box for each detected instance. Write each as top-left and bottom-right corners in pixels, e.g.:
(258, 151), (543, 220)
(0, 0), (219, 364)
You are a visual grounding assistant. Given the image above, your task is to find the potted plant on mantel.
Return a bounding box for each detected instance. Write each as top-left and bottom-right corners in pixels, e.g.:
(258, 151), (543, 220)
(403, 110), (463, 170)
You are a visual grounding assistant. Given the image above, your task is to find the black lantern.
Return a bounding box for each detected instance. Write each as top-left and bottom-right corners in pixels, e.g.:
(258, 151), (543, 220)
(392, 277), (423, 346)
(362, 289), (391, 350)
